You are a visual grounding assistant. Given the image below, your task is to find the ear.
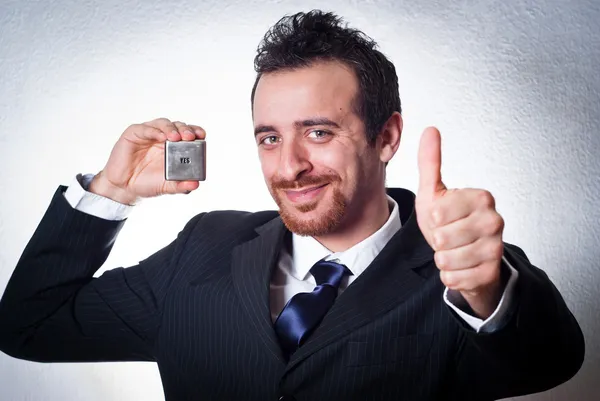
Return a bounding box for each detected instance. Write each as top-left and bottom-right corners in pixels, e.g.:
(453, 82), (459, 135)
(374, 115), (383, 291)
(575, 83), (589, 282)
(377, 112), (402, 163)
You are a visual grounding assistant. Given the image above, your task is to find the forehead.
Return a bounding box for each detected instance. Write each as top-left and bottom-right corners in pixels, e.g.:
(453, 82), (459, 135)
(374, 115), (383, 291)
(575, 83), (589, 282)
(252, 61), (359, 125)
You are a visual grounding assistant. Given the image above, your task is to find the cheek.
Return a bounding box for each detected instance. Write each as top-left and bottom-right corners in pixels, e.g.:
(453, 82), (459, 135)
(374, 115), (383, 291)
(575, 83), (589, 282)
(312, 143), (351, 173)
(258, 151), (277, 181)
(342, 147), (379, 193)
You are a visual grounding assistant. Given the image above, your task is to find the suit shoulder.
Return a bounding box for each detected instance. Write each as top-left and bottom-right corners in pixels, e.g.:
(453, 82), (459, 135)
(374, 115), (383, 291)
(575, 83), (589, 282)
(182, 209), (280, 239)
(205, 209), (279, 228)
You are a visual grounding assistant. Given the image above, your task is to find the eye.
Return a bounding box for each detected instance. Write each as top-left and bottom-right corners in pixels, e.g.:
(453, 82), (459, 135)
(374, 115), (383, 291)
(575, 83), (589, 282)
(308, 129), (330, 139)
(259, 135), (280, 145)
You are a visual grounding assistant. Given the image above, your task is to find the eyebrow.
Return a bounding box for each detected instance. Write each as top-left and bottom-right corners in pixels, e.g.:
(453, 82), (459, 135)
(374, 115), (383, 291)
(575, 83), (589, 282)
(254, 117), (341, 136)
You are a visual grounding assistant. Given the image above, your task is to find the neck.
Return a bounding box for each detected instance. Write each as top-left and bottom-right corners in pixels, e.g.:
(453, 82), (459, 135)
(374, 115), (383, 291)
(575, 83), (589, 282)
(314, 189), (391, 253)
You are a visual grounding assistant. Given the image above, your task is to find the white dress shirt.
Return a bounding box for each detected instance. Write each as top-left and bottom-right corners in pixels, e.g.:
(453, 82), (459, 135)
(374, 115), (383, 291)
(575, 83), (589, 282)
(64, 174), (518, 333)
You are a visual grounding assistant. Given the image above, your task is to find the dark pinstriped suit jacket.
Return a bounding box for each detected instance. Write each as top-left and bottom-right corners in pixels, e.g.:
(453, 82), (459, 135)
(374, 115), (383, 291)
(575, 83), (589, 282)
(0, 186), (584, 401)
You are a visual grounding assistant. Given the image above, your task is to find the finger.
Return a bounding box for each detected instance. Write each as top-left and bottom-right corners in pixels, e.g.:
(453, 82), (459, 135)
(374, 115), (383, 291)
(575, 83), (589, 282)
(187, 125), (206, 139)
(439, 261), (501, 292)
(431, 216), (478, 251)
(146, 118), (181, 141)
(432, 209), (504, 250)
(434, 238), (504, 271)
(428, 189), (473, 228)
(172, 121), (197, 141)
(176, 180), (200, 193)
(162, 180), (200, 194)
(417, 127), (446, 198)
(429, 188), (498, 227)
(128, 124), (166, 142)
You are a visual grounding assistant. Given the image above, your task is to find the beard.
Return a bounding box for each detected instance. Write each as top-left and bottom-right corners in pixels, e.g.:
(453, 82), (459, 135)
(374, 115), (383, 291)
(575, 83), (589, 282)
(270, 173), (348, 237)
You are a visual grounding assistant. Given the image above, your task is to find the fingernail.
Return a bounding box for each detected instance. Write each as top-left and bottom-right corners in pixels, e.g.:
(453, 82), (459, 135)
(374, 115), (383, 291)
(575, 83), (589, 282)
(184, 130), (193, 137)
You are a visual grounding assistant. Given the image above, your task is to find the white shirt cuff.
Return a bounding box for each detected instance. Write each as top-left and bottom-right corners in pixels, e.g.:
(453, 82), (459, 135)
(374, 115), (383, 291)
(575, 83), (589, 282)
(63, 173), (134, 221)
(443, 255), (519, 333)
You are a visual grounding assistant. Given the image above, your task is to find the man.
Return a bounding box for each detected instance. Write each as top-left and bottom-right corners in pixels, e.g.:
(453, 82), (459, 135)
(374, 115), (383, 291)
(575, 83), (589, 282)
(0, 10), (584, 401)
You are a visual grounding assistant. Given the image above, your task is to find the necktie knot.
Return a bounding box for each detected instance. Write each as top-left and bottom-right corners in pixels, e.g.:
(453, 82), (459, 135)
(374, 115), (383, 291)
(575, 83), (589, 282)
(310, 260), (351, 288)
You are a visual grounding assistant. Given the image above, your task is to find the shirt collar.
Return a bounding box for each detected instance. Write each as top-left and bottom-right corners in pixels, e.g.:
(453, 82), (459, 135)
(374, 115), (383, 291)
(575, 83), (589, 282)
(290, 195), (402, 281)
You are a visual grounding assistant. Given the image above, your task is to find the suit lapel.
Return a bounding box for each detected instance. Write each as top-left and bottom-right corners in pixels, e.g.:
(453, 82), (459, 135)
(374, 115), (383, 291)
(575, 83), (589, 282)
(231, 216), (288, 365)
(286, 188), (435, 372)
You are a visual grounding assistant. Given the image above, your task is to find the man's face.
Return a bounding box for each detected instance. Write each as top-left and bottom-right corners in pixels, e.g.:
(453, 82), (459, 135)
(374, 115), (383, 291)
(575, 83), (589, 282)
(252, 61), (382, 237)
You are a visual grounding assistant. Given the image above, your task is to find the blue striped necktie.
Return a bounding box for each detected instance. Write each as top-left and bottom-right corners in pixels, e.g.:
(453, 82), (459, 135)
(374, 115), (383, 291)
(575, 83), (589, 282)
(274, 260), (352, 358)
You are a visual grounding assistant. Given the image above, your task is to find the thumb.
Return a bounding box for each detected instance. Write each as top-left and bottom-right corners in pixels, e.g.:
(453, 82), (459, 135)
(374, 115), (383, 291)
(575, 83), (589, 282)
(417, 127), (447, 197)
(164, 180), (200, 195)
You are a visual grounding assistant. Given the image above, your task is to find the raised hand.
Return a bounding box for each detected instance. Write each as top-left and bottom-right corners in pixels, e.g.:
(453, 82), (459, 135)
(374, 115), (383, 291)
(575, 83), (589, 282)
(415, 127), (505, 319)
(89, 118), (206, 205)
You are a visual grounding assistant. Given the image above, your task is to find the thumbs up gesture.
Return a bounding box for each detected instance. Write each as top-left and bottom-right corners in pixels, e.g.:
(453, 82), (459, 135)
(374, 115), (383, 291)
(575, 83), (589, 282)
(415, 127), (505, 319)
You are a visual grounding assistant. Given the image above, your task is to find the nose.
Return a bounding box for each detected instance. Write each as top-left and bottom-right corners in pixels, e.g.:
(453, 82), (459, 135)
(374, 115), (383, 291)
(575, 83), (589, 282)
(278, 138), (311, 181)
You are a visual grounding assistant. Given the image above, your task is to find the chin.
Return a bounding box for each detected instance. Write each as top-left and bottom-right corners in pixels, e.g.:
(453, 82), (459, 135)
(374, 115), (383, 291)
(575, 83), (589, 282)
(276, 188), (347, 237)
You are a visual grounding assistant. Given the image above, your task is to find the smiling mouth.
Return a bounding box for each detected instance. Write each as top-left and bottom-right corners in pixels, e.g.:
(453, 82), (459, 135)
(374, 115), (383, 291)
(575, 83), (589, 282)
(284, 183), (329, 202)
(287, 184), (327, 194)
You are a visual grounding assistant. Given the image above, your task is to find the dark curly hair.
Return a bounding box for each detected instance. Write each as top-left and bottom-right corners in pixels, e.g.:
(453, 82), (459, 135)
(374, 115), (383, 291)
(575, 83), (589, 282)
(251, 10), (401, 145)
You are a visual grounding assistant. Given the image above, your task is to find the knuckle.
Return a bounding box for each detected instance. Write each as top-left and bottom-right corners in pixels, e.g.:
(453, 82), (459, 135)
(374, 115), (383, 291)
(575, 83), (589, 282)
(477, 190), (495, 209)
(431, 206), (443, 225)
(174, 121), (194, 134)
(433, 229), (446, 249)
(153, 117), (171, 124)
(484, 213), (504, 235)
(492, 214), (504, 233)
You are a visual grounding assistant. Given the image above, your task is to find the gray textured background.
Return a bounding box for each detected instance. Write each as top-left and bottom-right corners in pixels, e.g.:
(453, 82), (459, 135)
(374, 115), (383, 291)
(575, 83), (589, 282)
(0, 0), (598, 400)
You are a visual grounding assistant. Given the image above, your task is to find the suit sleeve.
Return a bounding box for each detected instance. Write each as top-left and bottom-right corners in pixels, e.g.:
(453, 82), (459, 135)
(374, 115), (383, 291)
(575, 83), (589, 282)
(0, 186), (203, 363)
(446, 243), (585, 400)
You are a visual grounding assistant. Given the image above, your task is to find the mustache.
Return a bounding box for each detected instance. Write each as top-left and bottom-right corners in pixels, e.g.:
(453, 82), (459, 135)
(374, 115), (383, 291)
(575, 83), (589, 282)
(271, 174), (340, 190)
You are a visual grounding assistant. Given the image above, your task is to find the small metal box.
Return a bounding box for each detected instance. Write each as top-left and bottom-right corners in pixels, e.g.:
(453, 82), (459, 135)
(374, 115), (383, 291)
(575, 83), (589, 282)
(164, 140), (206, 181)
